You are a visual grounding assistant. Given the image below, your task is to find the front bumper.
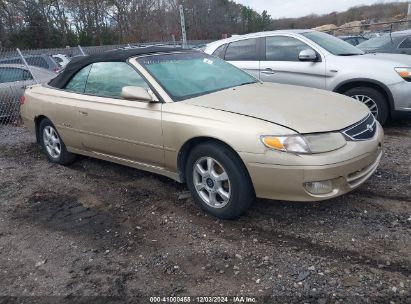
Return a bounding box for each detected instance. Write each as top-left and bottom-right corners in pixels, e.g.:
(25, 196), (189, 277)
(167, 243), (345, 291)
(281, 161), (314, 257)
(388, 81), (411, 112)
(240, 124), (384, 201)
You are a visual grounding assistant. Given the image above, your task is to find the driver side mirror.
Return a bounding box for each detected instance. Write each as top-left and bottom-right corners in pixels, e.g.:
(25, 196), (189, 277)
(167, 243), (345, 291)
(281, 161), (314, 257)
(121, 86), (155, 102)
(298, 49), (318, 62)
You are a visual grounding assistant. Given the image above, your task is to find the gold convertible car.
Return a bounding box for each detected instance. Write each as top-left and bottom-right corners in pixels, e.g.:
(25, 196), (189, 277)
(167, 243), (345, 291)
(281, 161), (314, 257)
(21, 47), (383, 219)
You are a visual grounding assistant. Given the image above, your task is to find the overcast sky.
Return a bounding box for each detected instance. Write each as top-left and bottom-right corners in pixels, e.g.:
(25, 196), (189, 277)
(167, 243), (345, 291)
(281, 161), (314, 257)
(234, 0), (410, 19)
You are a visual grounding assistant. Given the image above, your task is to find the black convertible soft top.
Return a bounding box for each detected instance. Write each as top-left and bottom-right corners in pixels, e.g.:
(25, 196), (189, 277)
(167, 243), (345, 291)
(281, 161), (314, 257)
(49, 46), (186, 89)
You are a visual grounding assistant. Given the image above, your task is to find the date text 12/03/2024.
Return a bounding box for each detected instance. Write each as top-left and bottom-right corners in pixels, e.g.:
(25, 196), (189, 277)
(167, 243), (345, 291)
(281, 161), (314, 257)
(149, 296), (257, 303)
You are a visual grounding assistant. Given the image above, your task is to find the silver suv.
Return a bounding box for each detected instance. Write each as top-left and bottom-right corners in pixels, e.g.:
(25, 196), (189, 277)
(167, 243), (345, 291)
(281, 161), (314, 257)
(204, 30), (411, 124)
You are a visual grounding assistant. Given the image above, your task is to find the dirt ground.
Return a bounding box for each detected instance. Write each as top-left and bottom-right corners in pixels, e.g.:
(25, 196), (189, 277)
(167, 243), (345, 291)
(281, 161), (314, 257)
(0, 120), (410, 303)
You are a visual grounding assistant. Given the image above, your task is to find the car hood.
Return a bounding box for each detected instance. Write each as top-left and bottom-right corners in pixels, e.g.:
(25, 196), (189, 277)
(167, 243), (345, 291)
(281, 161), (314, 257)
(337, 52), (411, 65)
(183, 82), (369, 134)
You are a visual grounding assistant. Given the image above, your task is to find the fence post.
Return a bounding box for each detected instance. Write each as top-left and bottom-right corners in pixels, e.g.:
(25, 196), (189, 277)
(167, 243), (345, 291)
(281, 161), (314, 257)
(179, 5), (187, 49)
(408, 3), (411, 27)
(172, 34), (176, 48)
(16, 48), (39, 84)
(78, 45), (86, 56)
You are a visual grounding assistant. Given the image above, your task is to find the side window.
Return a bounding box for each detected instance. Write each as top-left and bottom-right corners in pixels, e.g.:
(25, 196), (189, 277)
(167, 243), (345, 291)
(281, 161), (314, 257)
(85, 62), (149, 98)
(345, 38), (357, 45)
(26, 57), (48, 69)
(265, 36), (313, 61)
(225, 38), (258, 61)
(65, 64), (92, 93)
(212, 44), (227, 59)
(0, 68), (29, 83)
(398, 38), (411, 49)
(22, 69), (33, 81)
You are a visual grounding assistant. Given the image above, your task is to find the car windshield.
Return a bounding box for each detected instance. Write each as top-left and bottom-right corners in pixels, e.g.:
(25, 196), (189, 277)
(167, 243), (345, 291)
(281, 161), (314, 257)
(302, 31), (364, 56)
(357, 34), (397, 48)
(137, 52), (257, 101)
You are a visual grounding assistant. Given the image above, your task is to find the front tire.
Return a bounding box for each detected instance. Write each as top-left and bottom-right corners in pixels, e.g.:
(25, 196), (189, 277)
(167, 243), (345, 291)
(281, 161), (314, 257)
(39, 118), (76, 165)
(343, 87), (389, 125)
(186, 142), (255, 219)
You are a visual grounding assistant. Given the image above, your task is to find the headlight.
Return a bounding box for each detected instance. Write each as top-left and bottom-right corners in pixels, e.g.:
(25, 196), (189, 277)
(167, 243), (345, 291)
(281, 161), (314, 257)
(395, 67), (411, 82)
(261, 132), (346, 154)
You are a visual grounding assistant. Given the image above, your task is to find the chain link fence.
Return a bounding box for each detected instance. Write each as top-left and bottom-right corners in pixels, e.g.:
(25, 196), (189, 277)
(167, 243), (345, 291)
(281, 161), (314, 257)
(0, 40), (209, 126)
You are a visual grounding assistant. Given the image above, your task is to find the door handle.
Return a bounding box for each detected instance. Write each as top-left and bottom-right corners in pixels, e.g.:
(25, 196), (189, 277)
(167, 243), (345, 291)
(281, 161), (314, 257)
(79, 110), (88, 116)
(261, 68), (276, 75)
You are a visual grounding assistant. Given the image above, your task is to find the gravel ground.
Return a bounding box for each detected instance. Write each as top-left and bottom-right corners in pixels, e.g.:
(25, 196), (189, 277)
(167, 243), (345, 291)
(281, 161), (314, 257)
(0, 120), (410, 303)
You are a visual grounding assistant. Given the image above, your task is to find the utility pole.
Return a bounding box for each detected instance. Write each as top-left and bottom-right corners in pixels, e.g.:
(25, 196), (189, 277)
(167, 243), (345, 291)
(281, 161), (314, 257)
(179, 5), (187, 49)
(17, 48), (38, 84)
(408, 2), (411, 28)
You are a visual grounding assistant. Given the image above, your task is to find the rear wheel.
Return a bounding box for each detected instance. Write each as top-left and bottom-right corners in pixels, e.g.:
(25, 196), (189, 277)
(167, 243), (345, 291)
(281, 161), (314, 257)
(343, 87), (389, 125)
(186, 142), (255, 219)
(39, 118), (76, 165)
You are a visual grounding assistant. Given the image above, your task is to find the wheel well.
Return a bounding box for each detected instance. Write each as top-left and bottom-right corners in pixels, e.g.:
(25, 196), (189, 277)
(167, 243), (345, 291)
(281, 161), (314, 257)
(334, 81), (393, 113)
(177, 137), (250, 185)
(34, 115), (48, 143)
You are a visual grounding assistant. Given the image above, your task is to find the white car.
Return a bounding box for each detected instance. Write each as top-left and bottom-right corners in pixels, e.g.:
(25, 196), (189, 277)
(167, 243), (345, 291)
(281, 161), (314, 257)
(52, 54), (70, 68)
(204, 30), (411, 125)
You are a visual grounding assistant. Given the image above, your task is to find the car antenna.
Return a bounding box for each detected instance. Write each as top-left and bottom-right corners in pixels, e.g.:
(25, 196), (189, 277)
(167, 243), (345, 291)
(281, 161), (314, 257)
(389, 24), (394, 44)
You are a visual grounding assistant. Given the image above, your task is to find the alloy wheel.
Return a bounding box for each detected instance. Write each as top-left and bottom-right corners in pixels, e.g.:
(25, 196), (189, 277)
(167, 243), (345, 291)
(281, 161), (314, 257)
(43, 126), (61, 159)
(351, 94), (379, 118)
(192, 156), (231, 208)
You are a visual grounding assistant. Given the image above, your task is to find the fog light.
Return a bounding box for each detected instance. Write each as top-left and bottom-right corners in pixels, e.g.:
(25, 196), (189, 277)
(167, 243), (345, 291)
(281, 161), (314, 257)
(304, 180), (333, 195)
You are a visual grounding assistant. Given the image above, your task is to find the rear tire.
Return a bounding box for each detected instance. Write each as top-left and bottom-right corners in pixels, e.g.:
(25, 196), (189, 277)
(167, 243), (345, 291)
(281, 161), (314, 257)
(185, 142), (255, 219)
(343, 87), (389, 125)
(39, 118), (76, 165)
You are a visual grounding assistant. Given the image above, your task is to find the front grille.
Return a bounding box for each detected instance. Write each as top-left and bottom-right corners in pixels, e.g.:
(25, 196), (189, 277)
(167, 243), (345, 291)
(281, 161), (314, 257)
(342, 114), (377, 141)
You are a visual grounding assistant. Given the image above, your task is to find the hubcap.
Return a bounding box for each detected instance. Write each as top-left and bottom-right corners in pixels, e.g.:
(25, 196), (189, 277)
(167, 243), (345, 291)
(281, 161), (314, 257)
(193, 157), (231, 208)
(351, 95), (378, 118)
(43, 126), (61, 159)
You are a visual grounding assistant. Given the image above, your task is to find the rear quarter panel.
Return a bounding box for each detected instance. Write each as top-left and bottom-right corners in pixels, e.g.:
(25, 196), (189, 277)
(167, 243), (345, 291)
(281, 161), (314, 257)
(21, 85), (81, 149)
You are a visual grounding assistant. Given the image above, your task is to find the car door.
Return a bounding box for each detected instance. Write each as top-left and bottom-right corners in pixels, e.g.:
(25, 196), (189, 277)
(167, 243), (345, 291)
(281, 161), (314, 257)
(77, 61), (164, 167)
(259, 35), (326, 89)
(224, 38), (260, 79)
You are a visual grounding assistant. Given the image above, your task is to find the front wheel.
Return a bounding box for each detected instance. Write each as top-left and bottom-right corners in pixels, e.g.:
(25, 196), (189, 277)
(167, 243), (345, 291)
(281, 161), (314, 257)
(39, 118), (76, 165)
(185, 142), (255, 219)
(343, 87), (389, 125)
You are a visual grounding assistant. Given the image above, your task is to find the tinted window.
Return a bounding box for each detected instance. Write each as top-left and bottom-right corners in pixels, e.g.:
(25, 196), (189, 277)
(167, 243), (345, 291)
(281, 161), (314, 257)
(303, 31), (363, 55)
(0, 67), (32, 83)
(343, 38), (357, 45)
(399, 37), (411, 49)
(26, 57), (48, 69)
(65, 65), (92, 93)
(266, 36), (312, 61)
(85, 62), (149, 98)
(212, 44), (227, 59)
(138, 52), (256, 101)
(225, 38), (258, 61)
